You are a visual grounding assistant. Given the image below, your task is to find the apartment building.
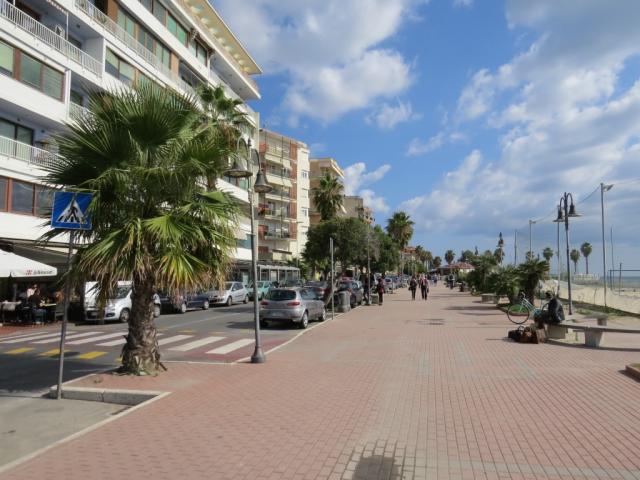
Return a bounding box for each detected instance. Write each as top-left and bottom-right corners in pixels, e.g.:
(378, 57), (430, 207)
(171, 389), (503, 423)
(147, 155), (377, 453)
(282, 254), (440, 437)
(0, 0), (261, 281)
(343, 195), (373, 223)
(308, 157), (345, 226)
(256, 128), (309, 275)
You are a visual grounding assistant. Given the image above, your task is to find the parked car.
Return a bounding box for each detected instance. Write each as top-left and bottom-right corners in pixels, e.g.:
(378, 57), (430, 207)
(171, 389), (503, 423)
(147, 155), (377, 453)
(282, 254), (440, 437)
(384, 277), (396, 293)
(247, 281), (273, 301)
(260, 288), (326, 329)
(304, 280), (330, 302)
(283, 278), (305, 288)
(158, 291), (210, 313)
(206, 281), (248, 306)
(335, 280), (364, 308)
(84, 281), (161, 323)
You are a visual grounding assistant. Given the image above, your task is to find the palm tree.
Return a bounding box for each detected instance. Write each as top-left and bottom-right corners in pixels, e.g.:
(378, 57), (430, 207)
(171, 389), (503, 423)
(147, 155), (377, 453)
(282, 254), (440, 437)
(580, 242), (592, 274)
(493, 248), (505, 264)
(46, 84), (239, 375)
(542, 247), (554, 263)
(433, 256), (442, 269)
(313, 174), (344, 221)
(517, 259), (549, 303)
(570, 249), (581, 274)
(444, 250), (455, 265)
(386, 211), (414, 276)
(424, 250), (433, 270)
(414, 245), (425, 271)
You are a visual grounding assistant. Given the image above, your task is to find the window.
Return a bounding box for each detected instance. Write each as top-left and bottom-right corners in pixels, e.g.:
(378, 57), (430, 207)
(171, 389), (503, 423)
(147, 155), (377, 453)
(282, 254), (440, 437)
(140, 0), (152, 11)
(117, 9), (135, 37)
(301, 170), (309, 179)
(301, 207), (309, 217)
(153, 0), (166, 23)
(302, 188), (309, 199)
(0, 41), (13, 75)
(35, 186), (53, 216)
(11, 180), (34, 214)
(106, 49), (140, 86)
(158, 43), (171, 69)
(70, 90), (83, 106)
(0, 118), (34, 148)
(20, 54), (41, 89)
(189, 39), (207, 65)
(42, 64), (63, 99)
(0, 178), (6, 210)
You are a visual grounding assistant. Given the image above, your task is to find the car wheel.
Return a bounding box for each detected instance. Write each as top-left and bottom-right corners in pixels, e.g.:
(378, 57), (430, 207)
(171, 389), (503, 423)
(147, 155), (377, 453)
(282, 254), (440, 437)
(179, 302), (187, 314)
(318, 307), (326, 322)
(226, 296), (233, 307)
(243, 295), (248, 304)
(202, 300), (209, 310)
(299, 311), (309, 329)
(119, 308), (130, 323)
(260, 320), (268, 329)
(153, 305), (161, 318)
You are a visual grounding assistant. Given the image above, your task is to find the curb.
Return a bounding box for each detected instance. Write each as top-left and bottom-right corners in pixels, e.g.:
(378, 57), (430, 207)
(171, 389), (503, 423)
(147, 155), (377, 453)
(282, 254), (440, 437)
(48, 386), (164, 405)
(625, 364), (640, 382)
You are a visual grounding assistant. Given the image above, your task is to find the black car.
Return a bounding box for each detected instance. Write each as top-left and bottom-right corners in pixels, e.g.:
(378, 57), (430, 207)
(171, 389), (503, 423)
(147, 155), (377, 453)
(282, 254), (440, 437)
(158, 291), (210, 314)
(335, 280), (364, 308)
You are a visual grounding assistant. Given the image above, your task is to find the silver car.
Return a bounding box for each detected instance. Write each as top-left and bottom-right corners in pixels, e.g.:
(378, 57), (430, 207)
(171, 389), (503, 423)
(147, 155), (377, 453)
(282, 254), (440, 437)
(206, 281), (249, 306)
(259, 288), (326, 329)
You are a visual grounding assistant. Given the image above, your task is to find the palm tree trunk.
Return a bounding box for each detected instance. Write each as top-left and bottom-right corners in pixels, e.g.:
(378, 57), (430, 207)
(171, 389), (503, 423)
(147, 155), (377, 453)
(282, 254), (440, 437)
(120, 275), (165, 375)
(585, 257), (589, 274)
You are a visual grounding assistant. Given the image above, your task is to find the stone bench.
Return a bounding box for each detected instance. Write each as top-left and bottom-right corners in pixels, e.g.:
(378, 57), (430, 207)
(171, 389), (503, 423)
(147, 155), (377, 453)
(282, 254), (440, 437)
(548, 322), (640, 348)
(481, 294), (497, 303)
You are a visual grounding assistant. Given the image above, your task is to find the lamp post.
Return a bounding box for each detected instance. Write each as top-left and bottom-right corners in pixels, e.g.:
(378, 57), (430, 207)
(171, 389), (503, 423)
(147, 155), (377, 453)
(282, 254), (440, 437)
(528, 220), (536, 259)
(553, 193), (581, 315)
(600, 183), (613, 309)
(365, 213), (375, 305)
(224, 138), (272, 364)
(497, 232), (505, 265)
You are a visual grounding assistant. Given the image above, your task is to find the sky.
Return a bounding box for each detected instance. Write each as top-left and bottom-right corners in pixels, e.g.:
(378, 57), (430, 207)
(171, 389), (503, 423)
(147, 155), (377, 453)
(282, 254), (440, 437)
(213, 0), (640, 274)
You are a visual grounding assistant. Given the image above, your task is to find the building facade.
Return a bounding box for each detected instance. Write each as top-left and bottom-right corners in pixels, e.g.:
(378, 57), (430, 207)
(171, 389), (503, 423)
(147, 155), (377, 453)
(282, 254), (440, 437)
(0, 0), (261, 282)
(308, 157), (345, 226)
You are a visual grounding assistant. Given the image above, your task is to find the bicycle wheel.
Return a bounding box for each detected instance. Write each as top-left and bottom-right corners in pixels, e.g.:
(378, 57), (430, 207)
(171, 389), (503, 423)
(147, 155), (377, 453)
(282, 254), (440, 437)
(507, 304), (530, 324)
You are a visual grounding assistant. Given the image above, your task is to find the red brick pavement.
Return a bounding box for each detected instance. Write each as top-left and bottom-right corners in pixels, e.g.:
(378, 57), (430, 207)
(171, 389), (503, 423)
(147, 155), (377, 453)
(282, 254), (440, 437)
(3, 286), (640, 480)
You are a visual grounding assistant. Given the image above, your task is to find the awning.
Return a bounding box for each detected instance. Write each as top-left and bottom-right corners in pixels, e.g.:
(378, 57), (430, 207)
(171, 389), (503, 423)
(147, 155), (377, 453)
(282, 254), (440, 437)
(0, 250), (58, 278)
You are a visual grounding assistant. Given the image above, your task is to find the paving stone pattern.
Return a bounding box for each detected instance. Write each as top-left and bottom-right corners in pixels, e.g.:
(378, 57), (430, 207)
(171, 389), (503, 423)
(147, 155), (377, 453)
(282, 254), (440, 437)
(4, 286), (640, 480)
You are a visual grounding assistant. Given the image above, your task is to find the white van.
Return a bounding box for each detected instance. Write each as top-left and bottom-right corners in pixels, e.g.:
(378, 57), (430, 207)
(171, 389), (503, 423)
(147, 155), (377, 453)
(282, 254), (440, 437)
(84, 281), (160, 323)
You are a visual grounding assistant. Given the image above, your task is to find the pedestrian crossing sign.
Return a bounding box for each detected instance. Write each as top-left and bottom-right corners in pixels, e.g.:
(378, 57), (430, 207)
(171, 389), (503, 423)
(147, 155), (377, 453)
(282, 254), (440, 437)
(51, 191), (93, 230)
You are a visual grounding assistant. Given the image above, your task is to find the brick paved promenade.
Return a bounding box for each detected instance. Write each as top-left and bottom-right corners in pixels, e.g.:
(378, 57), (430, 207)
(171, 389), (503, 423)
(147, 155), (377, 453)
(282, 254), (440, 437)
(4, 286), (640, 480)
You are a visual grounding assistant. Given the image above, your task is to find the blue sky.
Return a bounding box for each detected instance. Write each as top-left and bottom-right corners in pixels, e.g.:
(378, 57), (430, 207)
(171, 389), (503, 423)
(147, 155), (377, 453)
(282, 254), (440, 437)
(215, 0), (640, 272)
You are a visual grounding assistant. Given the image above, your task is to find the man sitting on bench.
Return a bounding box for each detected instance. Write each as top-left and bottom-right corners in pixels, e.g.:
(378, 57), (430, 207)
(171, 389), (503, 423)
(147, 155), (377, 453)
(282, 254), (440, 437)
(535, 291), (565, 325)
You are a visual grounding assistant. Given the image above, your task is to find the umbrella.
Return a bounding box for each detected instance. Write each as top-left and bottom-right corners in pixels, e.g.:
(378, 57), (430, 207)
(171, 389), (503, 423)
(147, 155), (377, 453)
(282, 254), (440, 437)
(0, 250), (58, 278)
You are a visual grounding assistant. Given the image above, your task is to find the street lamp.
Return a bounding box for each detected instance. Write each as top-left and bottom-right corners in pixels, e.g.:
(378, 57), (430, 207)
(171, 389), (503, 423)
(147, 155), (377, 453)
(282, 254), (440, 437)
(528, 219), (536, 259)
(224, 138), (272, 364)
(497, 232), (505, 265)
(365, 213), (375, 305)
(553, 192), (581, 315)
(600, 183), (613, 309)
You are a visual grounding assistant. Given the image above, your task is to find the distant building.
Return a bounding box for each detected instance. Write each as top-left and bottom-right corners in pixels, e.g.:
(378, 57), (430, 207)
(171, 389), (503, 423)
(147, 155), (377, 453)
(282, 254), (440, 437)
(439, 262), (475, 275)
(309, 157), (345, 226)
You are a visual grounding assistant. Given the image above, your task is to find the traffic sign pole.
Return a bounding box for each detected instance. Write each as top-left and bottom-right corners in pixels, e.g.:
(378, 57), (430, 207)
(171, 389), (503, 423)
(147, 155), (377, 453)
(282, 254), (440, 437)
(56, 231), (74, 400)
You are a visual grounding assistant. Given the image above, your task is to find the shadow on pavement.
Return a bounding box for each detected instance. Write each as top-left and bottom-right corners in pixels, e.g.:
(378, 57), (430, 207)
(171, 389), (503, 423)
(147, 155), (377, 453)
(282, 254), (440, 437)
(353, 454), (401, 480)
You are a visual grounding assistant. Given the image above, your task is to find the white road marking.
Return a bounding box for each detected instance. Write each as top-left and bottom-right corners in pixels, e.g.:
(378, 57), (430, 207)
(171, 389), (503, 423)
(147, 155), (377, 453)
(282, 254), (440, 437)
(32, 332), (101, 344)
(206, 338), (254, 355)
(97, 332), (165, 347)
(168, 336), (225, 352)
(0, 332), (68, 344)
(66, 332), (127, 345)
(158, 335), (193, 346)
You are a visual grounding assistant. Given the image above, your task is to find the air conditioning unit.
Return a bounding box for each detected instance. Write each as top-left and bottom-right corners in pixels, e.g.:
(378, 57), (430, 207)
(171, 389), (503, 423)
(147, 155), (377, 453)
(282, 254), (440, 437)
(55, 25), (65, 37)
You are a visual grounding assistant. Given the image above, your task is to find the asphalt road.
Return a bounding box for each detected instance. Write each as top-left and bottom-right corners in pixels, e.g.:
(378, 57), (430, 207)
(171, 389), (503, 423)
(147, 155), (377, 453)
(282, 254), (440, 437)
(0, 302), (310, 396)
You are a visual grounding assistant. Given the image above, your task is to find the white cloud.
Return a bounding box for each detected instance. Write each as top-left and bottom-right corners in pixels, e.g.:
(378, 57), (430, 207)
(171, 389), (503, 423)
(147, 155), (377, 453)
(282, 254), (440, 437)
(405, 1), (640, 244)
(214, 0), (424, 122)
(366, 101), (421, 130)
(342, 162), (392, 214)
(406, 131), (465, 156)
(360, 189), (390, 214)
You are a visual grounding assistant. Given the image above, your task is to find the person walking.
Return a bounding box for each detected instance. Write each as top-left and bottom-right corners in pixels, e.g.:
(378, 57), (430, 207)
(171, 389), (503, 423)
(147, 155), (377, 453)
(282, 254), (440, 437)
(377, 276), (385, 306)
(409, 276), (417, 301)
(420, 274), (428, 300)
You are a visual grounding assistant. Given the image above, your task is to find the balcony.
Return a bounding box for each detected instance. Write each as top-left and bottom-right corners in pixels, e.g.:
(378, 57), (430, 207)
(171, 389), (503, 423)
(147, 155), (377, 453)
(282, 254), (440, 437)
(263, 230), (291, 240)
(0, 0), (102, 76)
(73, 0), (194, 94)
(0, 135), (60, 171)
(68, 102), (90, 120)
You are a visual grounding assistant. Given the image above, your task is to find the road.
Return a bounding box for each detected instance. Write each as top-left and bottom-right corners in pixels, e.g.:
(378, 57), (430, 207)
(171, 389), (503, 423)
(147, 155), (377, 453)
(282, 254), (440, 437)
(0, 302), (315, 396)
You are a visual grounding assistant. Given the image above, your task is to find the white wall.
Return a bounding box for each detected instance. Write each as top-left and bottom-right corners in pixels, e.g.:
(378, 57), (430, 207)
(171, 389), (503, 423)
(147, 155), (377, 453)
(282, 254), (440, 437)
(296, 145), (310, 258)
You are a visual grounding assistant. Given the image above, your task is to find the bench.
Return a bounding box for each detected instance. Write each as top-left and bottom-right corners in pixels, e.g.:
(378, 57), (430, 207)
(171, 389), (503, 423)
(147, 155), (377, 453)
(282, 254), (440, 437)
(481, 294), (497, 303)
(550, 322), (640, 348)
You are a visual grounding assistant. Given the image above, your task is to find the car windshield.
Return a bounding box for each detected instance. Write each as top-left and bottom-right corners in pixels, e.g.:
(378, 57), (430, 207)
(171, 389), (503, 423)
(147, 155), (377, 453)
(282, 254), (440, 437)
(267, 290), (297, 301)
(114, 286), (131, 299)
(224, 282), (233, 290)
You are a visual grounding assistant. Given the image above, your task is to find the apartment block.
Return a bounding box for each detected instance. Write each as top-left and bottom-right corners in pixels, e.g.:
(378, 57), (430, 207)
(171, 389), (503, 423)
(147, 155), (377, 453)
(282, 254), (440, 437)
(343, 195), (373, 223)
(0, 0), (261, 279)
(308, 157), (345, 226)
(256, 128), (309, 272)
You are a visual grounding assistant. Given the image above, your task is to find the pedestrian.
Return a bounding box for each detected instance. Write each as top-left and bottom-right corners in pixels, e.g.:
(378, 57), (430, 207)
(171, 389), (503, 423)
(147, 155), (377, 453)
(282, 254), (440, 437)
(377, 276), (385, 306)
(409, 276), (417, 300)
(420, 275), (428, 300)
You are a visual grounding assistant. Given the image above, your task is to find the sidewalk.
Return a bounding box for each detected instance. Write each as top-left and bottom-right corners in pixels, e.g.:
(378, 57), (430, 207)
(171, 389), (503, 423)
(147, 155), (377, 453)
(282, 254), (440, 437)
(3, 286), (640, 480)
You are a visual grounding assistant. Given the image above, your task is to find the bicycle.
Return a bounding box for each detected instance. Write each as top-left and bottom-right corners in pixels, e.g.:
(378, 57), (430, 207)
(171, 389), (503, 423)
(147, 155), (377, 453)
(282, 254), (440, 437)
(506, 293), (547, 325)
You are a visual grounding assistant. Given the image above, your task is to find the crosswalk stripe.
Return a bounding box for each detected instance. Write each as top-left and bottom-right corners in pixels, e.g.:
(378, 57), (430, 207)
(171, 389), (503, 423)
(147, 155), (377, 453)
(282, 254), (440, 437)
(74, 351), (107, 360)
(39, 348), (67, 357)
(5, 347), (35, 355)
(168, 336), (225, 352)
(32, 332), (101, 344)
(0, 331), (60, 341)
(158, 335), (193, 346)
(206, 338), (254, 355)
(66, 332), (126, 345)
(97, 332), (165, 347)
(0, 331), (71, 344)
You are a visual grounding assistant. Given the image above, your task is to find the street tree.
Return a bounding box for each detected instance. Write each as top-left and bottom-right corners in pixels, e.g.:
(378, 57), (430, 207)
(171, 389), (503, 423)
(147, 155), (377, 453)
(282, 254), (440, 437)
(46, 84), (239, 375)
(386, 211), (414, 276)
(459, 250), (475, 263)
(542, 247), (554, 263)
(370, 225), (400, 274)
(570, 249), (581, 273)
(444, 250), (455, 265)
(432, 256), (442, 269)
(304, 217), (368, 275)
(580, 242), (592, 274)
(493, 248), (505, 264)
(313, 174), (344, 221)
(517, 259), (549, 303)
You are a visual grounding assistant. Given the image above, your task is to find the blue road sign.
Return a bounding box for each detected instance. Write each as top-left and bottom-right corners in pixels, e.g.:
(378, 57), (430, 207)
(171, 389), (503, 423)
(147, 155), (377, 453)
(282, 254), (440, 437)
(51, 191), (93, 230)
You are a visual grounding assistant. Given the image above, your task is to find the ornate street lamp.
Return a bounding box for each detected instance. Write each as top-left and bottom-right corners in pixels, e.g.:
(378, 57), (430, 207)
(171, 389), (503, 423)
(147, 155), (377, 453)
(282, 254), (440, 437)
(497, 232), (505, 265)
(224, 138), (272, 363)
(553, 192), (581, 315)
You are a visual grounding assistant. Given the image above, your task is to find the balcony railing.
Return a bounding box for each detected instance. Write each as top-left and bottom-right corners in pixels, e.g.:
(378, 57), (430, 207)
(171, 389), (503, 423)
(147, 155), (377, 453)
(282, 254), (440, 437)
(0, 135), (60, 170)
(74, 0), (194, 94)
(0, 0), (102, 76)
(68, 102), (90, 120)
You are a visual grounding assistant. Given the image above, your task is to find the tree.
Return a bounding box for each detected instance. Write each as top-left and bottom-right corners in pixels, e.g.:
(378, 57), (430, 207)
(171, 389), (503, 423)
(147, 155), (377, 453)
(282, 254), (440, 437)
(542, 247), (554, 263)
(313, 174), (344, 221)
(432, 256), (442, 268)
(494, 248), (505, 265)
(370, 225), (400, 274)
(46, 84), (239, 375)
(570, 249), (581, 274)
(459, 250), (475, 263)
(580, 242), (592, 274)
(444, 250), (455, 265)
(467, 251), (497, 293)
(386, 211), (414, 276)
(517, 259), (549, 303)
(424, 250), (433, 270)
(304, 217), (368, 275)
(525, 251), (535, 261)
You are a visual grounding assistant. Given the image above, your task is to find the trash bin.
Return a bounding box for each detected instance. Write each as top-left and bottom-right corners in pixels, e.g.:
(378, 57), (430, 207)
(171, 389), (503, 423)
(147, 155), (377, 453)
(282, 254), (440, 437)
(337, 291), (351, 313)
